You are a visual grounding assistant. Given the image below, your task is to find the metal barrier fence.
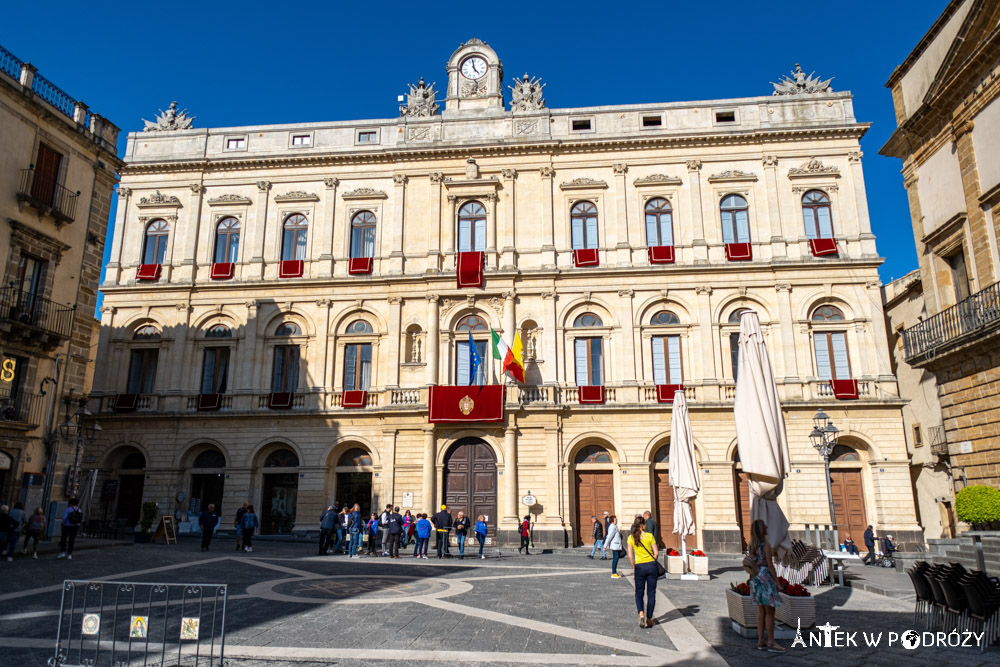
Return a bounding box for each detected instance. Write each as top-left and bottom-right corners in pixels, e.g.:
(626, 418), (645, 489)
(51, 580), (227, 667)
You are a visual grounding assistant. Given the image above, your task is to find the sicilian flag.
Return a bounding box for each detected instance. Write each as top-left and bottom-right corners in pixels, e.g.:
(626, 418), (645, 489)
(491, 329), (525, 383)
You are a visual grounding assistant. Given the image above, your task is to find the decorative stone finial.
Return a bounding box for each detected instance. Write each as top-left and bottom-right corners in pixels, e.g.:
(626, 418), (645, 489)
(400, 77), (440, 117)
(509, 73), (546, 111)
(142, 101), (195, 131)
(771, 64), (833, 96)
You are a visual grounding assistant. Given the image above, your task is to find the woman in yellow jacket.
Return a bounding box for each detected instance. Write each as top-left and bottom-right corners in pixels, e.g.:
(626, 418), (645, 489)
(626, 515), (660, 628)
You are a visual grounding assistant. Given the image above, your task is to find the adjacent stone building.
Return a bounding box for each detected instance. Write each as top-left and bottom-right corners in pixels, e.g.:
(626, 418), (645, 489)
(0, 44), (121, 508)
(91, 39), (920, 550)
(881, 0), (1000, 501)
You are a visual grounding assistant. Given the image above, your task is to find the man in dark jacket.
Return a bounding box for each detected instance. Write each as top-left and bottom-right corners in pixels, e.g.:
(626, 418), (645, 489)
(319, 506), (337, 555)
(643, 511), (659, 548)
(199, 504), (220, 552)
(432, 505), (453, 558)
(588, 515), (606, 559)
(387, 507), (403, 558)
(863, 525), (876, 565)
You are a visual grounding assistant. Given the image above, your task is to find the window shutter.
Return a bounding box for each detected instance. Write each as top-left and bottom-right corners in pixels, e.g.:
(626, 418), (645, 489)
(201, 349), (216, 394)
(344, 345), (357, 391)
(660, 214), (673, 246)
(363, 226), (376, 258)
(457, 342), (470, 386)
(586, 216), (598, 249)
(571, 216), (583, 250)
(652, 336), (666, 385)
(814, 333), (832, 380)
(281, 230), (293, 261)
(667, 335), (682, 384)
(831, 332), (850, 380)
(360, 344), (372, 390)
(272, 348), (286, 392)
(590, 339), (603, 385)
(475, 340), (488, 385)
(458, 220), (471, 252)
(645, 214), (658, 247)
(730, 332), (740, 381)
(287, 346), (300, 391)
(736, 209), (750, 243)
(575, 339), (589, 386)
(350, 228), (363, 259)
(721, 212), (735, 244)
(817, 206), (833, 238)
(803, 207), (817, 239)
(474, 219), (486, 252)
(216, 348), (230, 393)
(214, 235), (226, 264)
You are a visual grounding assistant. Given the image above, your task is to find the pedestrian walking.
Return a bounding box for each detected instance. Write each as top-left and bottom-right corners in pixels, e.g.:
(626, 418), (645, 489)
(0, 505), (18, 561)
(234, 502), (248, 551)
(387, 506), (403, 558)
(743, 519), (785, 652)
(319, 506), (337, 555)
(379, 504), (392, 556)
(643, 511), (659, 548)
(519, 515), (531, 555)
(347, 504), (362, 558)
(454, 511), (470, 560)
(199, 503), (220, 551)
(432, 505), (452, 558)
(862, 525), (876, 565)
(5, 503), (26, 560)
(415, 513), (432, 558)
(22, 507), (45, 559)
(626, 515), (659, 628)
(241, 505), (258, 552)
(366, 513), (379, 555)
(475, 515), (488, 559)
(401, 510), (413, 548)
(337, 506), (350, 554)
(587, 515), (606, 559)
(604, 515), (623, 578)
(57, 497), (83, 560)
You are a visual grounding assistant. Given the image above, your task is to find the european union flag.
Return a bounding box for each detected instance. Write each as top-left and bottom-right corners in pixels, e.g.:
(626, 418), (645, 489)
(468, 330), (481, 386)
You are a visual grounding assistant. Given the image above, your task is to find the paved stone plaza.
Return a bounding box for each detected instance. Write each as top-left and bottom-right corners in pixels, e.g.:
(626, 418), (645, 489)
(0, 541), (994, 666)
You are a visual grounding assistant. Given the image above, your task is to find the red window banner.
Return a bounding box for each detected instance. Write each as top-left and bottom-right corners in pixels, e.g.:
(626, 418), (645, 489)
(348, 257), (373, 275)
(113, 393), (138, 411)
(428, 385), (505, 423)
(578, 385), (605, 404)
(457, 251), (484, 288)
(341, 390), (368, 408)
(279, 260), (303, 278)
(197, 393), (221, 411)
(210, 263), (234, 280)
(574, 248), (600, 267)
(136, 264), (161, 281)
(648, 245), (675, 264)
(656, 384), (684, 403)
(268, 392), (294, 409)
(830, 379), (859, 400)
(725, 243), (752, 261)
(809, 238), (839, 257)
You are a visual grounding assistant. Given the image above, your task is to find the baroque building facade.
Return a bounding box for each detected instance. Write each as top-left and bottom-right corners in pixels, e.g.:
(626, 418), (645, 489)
(0, 44), (121, 509)
(92, 39), (920, 550)
(881, 0), (1000, 503)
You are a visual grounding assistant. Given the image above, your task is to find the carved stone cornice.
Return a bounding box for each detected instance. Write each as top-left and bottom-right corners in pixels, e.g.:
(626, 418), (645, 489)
(848, 151), (864, 164)
(316, 299), (332, 308)
(207, 194), (252, 206)
(633, 174), (682, 187)
(323, 177), (339, 189)
(429, 172), (445, 184)
(539, 167), (555, 179)
(761, 155), (778, 168)
(686, 160), (702, 172)
(256, 181), (272, 192)
(617, 289), (634, 297)
(387, 296), (403, 305)
(117, 186), (132, 198)
(136, 190), (182, 208)
(695, 286), (713, 295)
(341, 187), (388, 200)
(612, 164), (627, 176)
(392, 174), (408, 186)
(442, 175), (500, 196)
(559, 177), (608, 191)
(706, 170), (758, 183)
(189, 184), (206, 194)
(501, 169), (517, 180)
(775, 283), (792, 292)
(274, 191), (320, 203)
(787, 158), (840, 178)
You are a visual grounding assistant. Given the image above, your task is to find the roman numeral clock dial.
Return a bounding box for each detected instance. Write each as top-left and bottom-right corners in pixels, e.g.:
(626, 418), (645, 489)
(461, 56), (487, 80)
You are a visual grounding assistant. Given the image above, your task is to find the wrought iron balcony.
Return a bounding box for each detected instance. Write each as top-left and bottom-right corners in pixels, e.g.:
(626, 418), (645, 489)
(0, 286), (75, 344)
(929, 425), (947, 457)
(0, 391), (46, 428)
(16, 167), (79, 224)
(903, 282), (1000, 362)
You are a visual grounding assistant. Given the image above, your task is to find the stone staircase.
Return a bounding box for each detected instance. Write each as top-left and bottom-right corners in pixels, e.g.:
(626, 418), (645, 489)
(921, 532), (1000, 576)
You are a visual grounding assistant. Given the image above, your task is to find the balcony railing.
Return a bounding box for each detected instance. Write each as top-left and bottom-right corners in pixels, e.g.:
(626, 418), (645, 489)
(0, 44), (21, 80)
(17, 167), (79, 223)
(0, 391), (46, 427)
(903, 282), (1000, 361)
(0, 286), (75, 340)
(929, 425), (947, 457)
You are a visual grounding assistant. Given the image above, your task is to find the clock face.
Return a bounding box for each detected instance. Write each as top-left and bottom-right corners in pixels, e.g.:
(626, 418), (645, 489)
(461, 56), (488, 80)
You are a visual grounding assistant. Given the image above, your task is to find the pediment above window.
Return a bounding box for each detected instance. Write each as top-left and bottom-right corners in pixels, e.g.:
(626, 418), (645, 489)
(787, 158), (840, 179)
(207, 194), (252, 206)
(274, 191), (320, 203)
(559, 177), (608, 191)
(341, 188), (388, 200)
(135, 190), (182, 208)
(707, 170), (758, 183)
(633, 174), (682, 187)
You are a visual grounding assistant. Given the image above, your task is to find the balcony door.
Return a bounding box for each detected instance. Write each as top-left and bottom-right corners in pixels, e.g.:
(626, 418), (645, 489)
(31, 143), (61, 207)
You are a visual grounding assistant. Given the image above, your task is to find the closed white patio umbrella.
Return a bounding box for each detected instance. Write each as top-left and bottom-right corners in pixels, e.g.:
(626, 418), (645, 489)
(669, 390), (699, 563)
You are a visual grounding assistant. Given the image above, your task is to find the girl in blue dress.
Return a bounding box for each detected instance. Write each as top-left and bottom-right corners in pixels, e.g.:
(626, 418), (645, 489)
(743, 519), (785, 653)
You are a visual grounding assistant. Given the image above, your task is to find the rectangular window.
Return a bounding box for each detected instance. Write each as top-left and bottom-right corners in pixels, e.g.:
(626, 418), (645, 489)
(127, 349), (159, 394)
(652, 335), (682, 385)
(730, 332), (740, 381)
(15, 254), (45, 314)
(344, 343), (372, 391)
(458, 219), (487, 252)
(358, 131), (377, 143)
(571, 215), (599, 249)
(814, 332), (850, 381)
(32, 143), (62, 207)
(455, 339), (488, 386)
(642, 115), (663, 127)
(571, 119), (592, 131)
(350, 225), (376, 259)
(200, 347), (230, 394)
(226, 138), (246, 150)
(715, 110), (736, 123)
(947, 250), (970, 302)
(913, 425), (923, 448)
(575, 337), (603, 386)
(271, 345), (300, 393)
(291, 134), (311, 146)
(722, 209), (750, 244)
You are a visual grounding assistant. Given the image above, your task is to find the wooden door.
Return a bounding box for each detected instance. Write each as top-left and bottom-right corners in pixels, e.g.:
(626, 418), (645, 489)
(32, 143), (61, 206)
(116, 475), (145, 527)
(734, 470), (751, 551)
(444, 439), (497, 535)
(654, 470), (697, 550)
(575, 471), (614, 546)
(830, 469), (867, 544)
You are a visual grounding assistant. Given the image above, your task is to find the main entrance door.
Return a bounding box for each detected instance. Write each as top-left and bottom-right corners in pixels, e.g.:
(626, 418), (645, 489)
(337, 472), (372, 517)
(575, 471), (614, 546)
(443, 439), (497, 535)
(261, 473), (298, 534)
(830, 469), (867, 544)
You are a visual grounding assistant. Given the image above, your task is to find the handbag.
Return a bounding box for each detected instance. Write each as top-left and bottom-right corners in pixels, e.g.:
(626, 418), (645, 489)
(635, 534), (667, 579)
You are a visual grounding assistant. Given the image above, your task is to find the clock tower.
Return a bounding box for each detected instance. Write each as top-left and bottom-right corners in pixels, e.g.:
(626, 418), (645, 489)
(444, 38), (504, 115)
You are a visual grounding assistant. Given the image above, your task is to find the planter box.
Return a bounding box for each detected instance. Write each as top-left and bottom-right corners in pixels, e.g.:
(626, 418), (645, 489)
(688, 554), (709, 575)
(725, 588), (758, 627)
(666, 555), (685, 574)
(775, 593), (815, 628)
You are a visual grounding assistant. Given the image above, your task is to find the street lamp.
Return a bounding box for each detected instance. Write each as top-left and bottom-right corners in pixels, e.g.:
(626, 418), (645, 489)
(809, 408), (840, 549)
(59, 396), (101, 499)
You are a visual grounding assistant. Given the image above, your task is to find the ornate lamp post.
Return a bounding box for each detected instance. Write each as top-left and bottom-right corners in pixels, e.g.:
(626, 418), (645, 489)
(58, 395), (100, 499)
(809, 408), (840, 548)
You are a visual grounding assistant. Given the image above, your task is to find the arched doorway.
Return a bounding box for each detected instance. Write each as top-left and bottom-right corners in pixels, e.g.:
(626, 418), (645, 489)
(829, 444), (868, 543)
(733, 450), (751, 551)
(443, 438), (497, 536)
(651, 443), (697, 550)
(190, 447), (226, 516)
(574, 444), (615, 546)
(112, 447), (146, 527)
(260, 448), (299, 534)
(335, 447), (374, 517)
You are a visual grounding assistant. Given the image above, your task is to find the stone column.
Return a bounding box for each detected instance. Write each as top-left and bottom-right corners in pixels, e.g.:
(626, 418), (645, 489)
(422, 426), (436, 512)
(318, 178), (338, 277)
(500, 169), (517, 269)
(426, 295), (439, 385)
(618, 289), (636, 384)
(171, 304), (193, 402)
(486, 192), (498, 269)
(775, 283), (800, 399)
(386, 296), (402, 388)
(247, 181), (271, 280)
(540, 167), (556, 267)
(428, 173), (444, 272)
(444, 195), (457, 270)
(542, 291), (558, 383)
(106, 186), (131, 284)
(612, 163), (630, 265)
(382, 429), (397, 507)
(687, 160), (707, 262)
(94, 306), (117, 390)
(389, 174), (407, 274)
(696, 286), (716, 388)
(504, 423), (518, 526)
(177, 184), (205, 282)
(866, 280), (894, 380)
(317, 299), (332, 392)
(237, 300), (260, 408)
(762, 156), (785, 257)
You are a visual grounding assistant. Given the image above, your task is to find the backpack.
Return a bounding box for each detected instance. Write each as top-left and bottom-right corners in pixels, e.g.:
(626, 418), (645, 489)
(69, 508), (83, 525)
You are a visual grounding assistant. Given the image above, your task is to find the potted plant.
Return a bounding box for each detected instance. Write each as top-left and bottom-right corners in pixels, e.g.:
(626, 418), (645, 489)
(665, 548), (685, 574)
(725, 582), (757, 627)
(688, 549), (709, 575)
(775, 577), (815, 628)
(135, 501), (158, 543)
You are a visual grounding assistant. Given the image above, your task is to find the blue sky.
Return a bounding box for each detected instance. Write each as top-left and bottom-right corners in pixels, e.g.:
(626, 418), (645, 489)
(3, 1), (948, 291)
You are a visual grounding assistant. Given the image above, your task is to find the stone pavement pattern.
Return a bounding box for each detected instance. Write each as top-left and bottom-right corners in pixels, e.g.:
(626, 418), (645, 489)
(0, 541), (993, 666)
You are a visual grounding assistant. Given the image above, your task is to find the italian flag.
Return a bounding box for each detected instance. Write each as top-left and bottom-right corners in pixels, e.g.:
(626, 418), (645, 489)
(491, 329), (525, 383)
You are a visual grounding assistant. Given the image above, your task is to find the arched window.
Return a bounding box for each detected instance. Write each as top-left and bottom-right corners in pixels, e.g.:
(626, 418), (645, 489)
(645, 198), (674, 247)
(720, 195), (750, 244)
(458, 201), (487, 252)
(343, 321), (373, 391)
(121, 451), (146, 469)
(206, 325), (232, 338)
(812, 305), (851, 381)
(193, 449), (226, 468)
(281, 214), (308, 261)
(264, 448), (299, 467)
(802, 190), (833, 240)
(214, 217), (240, 264)
(275, 322), (300, 336)
(350, 211), (376, 259)
(727, 308), (754, 381)
(571, 201), (599, 250)
(831, 444), (859, 462)
(575, 445), (612, 464)
(573, 313), (603, 328)
(142, 219), (170, 265)
(455, 315), (488, 386)
(653, 445), (670, 464)
(338, 447), (373, 466)
(345, 320), (374, 335)
(728, 308), (753, 324)
(456, 315), (488, 332)
(812, 305), (845, 321)
(133, 325), (160, 340)
(650, 310), (680, 325)
(573, 313), (603, 386)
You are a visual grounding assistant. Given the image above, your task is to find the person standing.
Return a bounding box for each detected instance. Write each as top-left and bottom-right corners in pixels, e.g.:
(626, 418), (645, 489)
(199, 503), (220, 552)
(0, 506), (18, 561)
(603, 511), (611, 538)
(234, 502), (248, 551)
(57, 497), (83, 560)
(401, 510), (413, 548)
(743, 519), (785, 652)
(432, 505), (453, 559)
(519, 515), (531, 555)
(319, 506), (337, 555)
(5, 503), (26, 560)
(454, 511), (470, 560)
(347, 504), (362, 558)
(863, 525), (876, 565)
(604, 515), (623, 578)
(415, 513), (432, 559)
(379, 504), (392, 556)
(626, 515), (659, 628)
(22, 507), (45, 559)
(588, 515), (606, 559)
(336, 506), (350, 554)
(475, 515), (488, 559)
(387, 506), (403, 558)
(365, 513), (379, 555)
(643, 511), (659, 548)
(241, 505), (258, 552)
